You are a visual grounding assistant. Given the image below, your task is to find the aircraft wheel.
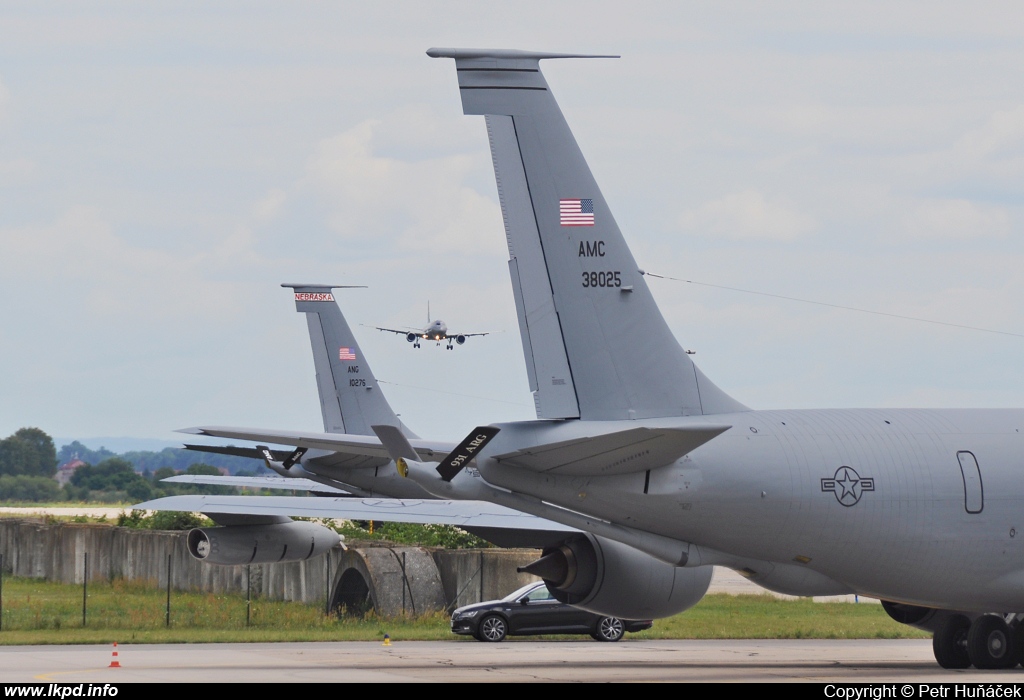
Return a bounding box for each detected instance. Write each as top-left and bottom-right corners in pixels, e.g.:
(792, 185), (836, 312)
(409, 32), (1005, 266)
(932, 614), (971, 669)
(1013, 622), (1024, 667)
(591, 616), (625, 642)
(968, 615), (1016, 669)
(478, 614), (507, 642)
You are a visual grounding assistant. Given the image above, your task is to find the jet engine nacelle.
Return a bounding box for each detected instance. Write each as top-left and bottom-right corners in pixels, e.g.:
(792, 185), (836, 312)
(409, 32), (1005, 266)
(455, 335), (466, 345)
(525, 533), (712, 620)
(186, 521), (340, 565)
(880, 600), (958, 633)
(406, 332), (417, 343)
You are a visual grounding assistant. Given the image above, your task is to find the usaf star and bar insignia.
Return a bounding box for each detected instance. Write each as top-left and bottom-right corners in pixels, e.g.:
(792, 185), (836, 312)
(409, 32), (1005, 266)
(821, 466), (875, 507)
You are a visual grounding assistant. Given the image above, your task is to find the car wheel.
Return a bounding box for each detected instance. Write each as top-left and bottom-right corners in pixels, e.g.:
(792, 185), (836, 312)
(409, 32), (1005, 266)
(478, 614), (507, 642)
(592, 616), (625, 642)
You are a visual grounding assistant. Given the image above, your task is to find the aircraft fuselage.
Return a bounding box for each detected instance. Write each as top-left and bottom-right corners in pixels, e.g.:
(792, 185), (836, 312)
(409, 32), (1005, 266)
(478, 407), (1024, 612)
(422, 320), (447, 340)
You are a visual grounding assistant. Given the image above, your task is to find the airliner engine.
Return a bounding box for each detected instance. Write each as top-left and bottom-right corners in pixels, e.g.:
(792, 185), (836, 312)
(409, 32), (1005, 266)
(455, 335), (467, 345)
(880, 600), (956, 633)
(406, 332), (417, 343)
(186, 520), (340, 565)
(519, 533), (711, 619)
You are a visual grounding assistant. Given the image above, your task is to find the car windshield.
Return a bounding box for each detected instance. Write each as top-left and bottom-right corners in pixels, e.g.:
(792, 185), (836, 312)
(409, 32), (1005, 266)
(501, 582), (541, 602)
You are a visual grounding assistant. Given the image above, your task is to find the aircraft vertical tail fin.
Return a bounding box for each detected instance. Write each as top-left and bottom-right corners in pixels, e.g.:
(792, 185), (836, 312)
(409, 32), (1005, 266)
(428, 48), (746, 419)
(283, 284), (417, 437)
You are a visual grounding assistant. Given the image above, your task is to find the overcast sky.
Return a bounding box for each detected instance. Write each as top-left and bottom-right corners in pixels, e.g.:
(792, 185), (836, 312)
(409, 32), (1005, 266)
(1, 2), (1023, 447)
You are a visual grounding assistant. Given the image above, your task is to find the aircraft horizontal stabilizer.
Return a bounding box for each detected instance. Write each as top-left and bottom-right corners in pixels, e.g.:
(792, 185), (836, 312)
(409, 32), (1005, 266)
(426, 47), (619, 61)
(182, 443), (294, 462)
(133, 495), (577, 532)
(492, 425), (731, 476)
(178, 426), (455, 463)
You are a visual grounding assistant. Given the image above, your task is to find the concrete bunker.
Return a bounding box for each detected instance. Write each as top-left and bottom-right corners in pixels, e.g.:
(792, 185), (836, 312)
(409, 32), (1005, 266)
(330, 546), (446, 617)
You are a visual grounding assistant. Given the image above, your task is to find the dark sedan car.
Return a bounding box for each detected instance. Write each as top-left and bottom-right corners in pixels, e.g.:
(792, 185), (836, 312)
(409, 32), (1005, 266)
(450, 581), (653, 642)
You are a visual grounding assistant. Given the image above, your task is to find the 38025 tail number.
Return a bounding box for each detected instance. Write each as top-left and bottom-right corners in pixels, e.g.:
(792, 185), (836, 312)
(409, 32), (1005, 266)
(582, 271), (621, 288)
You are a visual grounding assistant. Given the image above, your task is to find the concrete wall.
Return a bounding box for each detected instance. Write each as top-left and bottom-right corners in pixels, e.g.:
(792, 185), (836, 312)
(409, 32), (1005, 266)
(432, 548), (541, 610)
(0, 519), (541, 617)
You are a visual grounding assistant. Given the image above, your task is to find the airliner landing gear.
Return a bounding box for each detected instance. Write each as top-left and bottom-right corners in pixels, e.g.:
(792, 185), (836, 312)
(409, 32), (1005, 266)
(932, 614), (1020, 669)
(933, 615), (971, 669)
(413, 340), (421, 348)
(967, 615), (1017, 669)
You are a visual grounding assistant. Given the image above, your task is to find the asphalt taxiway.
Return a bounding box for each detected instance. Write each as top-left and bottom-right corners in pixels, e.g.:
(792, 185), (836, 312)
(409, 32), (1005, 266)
(3, 640), (1020, 683)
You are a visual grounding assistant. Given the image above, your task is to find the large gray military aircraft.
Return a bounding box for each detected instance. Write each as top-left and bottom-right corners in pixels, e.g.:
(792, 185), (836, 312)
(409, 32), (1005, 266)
(138, 48), (1024, 670)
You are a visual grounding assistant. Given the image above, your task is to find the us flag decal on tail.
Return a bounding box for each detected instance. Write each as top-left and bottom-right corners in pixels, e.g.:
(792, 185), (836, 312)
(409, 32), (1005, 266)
(339, 347), (356, 361)
(560, 198), (595, 226)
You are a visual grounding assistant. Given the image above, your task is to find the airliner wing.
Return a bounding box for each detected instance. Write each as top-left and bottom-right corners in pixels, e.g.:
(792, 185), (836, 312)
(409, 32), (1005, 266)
(178, 426), (455, 461)
(133, 494), (577, 532)
(375, 326), (415, 335)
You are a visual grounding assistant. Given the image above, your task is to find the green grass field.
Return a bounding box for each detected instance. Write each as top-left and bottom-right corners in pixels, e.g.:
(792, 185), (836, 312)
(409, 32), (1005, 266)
(0, 577), (929, 645)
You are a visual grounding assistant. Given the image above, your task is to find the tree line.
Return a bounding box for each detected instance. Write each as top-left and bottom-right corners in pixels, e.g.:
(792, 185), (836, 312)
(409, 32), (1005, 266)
(0, 427), (264, 503)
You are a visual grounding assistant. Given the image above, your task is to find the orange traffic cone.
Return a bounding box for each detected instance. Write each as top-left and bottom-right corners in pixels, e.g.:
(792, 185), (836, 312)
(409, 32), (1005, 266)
(108, 642), (121, 668)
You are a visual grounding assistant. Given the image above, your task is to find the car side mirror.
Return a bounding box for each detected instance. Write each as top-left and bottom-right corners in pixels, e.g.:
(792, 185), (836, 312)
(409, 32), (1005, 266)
(519, 598), (530, 605)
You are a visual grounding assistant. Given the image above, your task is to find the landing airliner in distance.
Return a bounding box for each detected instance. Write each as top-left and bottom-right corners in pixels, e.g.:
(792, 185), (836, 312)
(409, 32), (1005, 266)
(138, 48), (1024, 670)
(376, 303), (488, 349)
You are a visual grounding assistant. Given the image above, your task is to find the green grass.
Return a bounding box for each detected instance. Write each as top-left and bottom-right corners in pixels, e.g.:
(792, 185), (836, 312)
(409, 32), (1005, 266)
(0, 577), (454, 644)
(633, 594), (929, 640)
(0, 577), (929, 645)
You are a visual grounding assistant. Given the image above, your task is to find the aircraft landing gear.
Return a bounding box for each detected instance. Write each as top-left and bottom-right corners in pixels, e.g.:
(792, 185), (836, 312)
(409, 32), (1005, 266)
(967, 615), (1017, 669)
(933, 615), (971, 669)
(413, 340), (421, 348)
(932, 613), (1021, 669)
(446, 342), (453, 350)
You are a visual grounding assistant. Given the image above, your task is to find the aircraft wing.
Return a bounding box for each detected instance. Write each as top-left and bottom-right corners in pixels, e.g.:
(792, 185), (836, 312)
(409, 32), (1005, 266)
(161, 475), (349, 494)
(375, 326), (416, 335)
(133, 494), (578, 532)
(179, 426), (455, 461)
(450, 331), (489, 337)
(492, 425), (731, 476)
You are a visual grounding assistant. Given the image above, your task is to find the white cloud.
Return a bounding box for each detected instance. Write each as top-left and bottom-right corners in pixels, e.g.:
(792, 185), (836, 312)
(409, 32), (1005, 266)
(907, 105), (1024, 186)
(901, 199), (1010, 239)
(0, 77), (9, 121)
(252, 188), (287, 223)
(0, 207), (246, 323)
(302, 117), (503, 255)
(954, 105), (1024, 161)
(0, 158), (37, 185)
(679, 190), (815, 241)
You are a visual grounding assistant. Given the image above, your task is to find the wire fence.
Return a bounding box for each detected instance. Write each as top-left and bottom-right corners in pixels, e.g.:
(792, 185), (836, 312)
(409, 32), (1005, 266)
(0, 553), (367, 631)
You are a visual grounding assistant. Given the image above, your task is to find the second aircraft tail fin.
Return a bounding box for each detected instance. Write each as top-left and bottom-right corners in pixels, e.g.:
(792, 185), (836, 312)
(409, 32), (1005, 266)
(283, 284), (416, 438)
